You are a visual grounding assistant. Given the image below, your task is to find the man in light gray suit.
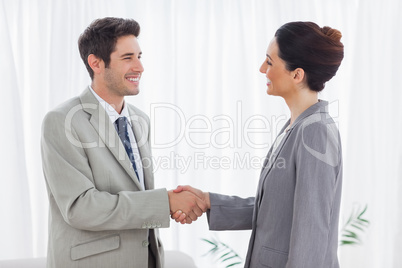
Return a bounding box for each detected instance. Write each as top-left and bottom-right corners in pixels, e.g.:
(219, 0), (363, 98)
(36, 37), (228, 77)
(41, 17), (205, 268)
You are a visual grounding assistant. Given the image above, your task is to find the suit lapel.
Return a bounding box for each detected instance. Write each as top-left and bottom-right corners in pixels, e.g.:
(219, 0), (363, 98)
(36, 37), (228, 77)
(128, 106), (153, 190)
(260, 132), (290, 180)
(256, 100), (330, 206)
(259, 119), (290, 183)
(79, 88), (142, 189)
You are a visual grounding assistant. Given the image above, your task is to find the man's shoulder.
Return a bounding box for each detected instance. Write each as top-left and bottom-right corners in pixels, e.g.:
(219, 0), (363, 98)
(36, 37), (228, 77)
(50, 96), (82, 114)
(42, 94), (87, 128)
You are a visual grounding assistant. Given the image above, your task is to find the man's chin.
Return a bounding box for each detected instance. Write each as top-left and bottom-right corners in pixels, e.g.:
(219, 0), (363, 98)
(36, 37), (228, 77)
(125, 88), (140, 96)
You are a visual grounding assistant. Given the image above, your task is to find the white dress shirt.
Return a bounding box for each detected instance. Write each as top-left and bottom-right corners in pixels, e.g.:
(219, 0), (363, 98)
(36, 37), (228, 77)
(89, 86), (145, 190)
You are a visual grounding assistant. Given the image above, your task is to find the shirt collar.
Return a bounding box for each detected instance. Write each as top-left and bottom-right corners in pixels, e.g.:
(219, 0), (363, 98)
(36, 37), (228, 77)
(89, 86), (132, 126)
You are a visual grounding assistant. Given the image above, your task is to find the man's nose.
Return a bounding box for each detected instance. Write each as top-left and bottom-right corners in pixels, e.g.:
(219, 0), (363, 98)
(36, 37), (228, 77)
(132, 58), (144, 73)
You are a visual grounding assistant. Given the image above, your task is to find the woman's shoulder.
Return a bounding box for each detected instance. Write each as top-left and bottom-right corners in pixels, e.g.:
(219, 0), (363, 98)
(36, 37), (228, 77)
(292, 100), (338, 133)
(292, 110), (341, 167)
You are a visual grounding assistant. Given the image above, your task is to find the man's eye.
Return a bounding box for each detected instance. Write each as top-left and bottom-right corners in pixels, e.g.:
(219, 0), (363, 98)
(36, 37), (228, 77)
(124, 57), (131, 60)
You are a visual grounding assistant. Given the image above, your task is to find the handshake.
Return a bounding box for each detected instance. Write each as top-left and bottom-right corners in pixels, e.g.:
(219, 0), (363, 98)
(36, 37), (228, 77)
(168, 185), (210, 224)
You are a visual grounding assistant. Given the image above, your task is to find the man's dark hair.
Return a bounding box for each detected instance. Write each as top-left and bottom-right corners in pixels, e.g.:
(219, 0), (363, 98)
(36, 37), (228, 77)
(78, 17), (140, 80)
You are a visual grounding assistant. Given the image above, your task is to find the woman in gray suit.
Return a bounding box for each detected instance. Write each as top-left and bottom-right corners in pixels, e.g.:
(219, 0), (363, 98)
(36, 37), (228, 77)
(173, 21), (344, 268)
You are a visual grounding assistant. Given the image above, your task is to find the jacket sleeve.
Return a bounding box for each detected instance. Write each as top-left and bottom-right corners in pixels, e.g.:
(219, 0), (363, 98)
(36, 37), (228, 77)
(207, 193), (255, 230)
(41, 109), (170, 231)
(286, 119), (342, 267)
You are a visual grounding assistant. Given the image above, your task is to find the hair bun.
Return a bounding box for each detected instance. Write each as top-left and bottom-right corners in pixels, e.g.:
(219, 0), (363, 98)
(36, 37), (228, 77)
(321, 26), (342, 42)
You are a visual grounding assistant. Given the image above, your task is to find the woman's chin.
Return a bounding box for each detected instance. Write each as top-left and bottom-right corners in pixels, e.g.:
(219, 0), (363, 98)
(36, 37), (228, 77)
(266, 88), (274, 96)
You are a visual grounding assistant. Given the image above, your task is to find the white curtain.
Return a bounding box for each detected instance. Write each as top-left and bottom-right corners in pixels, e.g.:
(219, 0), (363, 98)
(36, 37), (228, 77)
(1, 0), (401, 267)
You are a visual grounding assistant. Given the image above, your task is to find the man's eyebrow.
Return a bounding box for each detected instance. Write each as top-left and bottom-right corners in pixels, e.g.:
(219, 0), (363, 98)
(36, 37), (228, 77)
(120, 52), (142, 58)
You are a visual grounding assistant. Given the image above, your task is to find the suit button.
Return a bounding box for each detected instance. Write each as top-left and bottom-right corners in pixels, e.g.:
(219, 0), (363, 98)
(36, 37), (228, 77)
(147, 223), (152, 228)
(142, 240), (149, 247)
(156, 223), (162, 228)
(141, 223), (147, 229)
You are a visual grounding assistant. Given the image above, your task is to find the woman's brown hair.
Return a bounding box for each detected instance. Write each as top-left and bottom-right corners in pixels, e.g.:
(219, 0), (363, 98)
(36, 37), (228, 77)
(275, 21), (344, 92)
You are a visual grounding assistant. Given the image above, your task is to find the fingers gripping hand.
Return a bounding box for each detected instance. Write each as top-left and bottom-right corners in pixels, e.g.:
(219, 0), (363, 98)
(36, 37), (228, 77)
(174, 185), (210, 211)
(168, 190), (207, 224)
(171, 210), (188, 224)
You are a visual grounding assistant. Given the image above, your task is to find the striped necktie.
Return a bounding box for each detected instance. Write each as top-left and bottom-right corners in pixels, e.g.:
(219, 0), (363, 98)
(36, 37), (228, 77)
(115, 117), (139, 181)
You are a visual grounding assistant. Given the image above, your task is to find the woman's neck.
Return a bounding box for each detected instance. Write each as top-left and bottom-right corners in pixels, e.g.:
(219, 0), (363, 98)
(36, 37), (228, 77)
(284, 88), (318, 126)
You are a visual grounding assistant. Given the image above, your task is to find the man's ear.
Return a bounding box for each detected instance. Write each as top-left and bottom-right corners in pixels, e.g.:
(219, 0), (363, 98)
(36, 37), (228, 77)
(292, 68), (305, 84)
(88, 54), (104, 76)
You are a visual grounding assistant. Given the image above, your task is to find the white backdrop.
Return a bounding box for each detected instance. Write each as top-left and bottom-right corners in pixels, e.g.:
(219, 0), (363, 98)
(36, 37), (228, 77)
(1, 0), (401, 267)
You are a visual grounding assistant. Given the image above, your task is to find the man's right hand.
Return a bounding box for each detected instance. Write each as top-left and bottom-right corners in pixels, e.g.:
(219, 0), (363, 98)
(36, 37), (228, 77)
(170, 185), (210, 224)
(167, 189), (208, 224)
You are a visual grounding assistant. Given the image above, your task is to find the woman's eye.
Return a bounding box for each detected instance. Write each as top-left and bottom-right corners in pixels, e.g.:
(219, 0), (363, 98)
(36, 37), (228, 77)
(267, 60), (272, 66)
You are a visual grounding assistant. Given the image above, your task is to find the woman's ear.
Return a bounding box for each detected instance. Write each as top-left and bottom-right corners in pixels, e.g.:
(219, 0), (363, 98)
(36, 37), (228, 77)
(292, 68), (305, 84)
(87, 54), (104, 76)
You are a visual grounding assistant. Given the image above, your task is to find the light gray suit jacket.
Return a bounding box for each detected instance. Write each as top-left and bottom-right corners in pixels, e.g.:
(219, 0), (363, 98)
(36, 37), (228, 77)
(207, 100), (342, 268)
(41, 87), (170, 268)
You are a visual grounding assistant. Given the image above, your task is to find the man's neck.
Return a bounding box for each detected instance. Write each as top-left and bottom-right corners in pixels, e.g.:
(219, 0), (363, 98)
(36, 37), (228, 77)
(91, 82), (124, 114)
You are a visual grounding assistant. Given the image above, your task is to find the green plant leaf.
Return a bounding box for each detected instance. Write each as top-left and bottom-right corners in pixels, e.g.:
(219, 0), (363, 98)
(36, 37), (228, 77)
(222, 255), (238, 262)
(202, 238), (216, 245)
(201, 236), (243, 267)
(226, 262), (243, 267)
(218, 252), (231, 260)
(340, 204), (370, 246)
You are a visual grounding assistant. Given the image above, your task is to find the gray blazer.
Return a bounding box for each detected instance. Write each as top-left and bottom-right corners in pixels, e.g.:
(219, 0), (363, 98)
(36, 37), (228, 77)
(41, 87), (170, 268)
(207, 100), (342, 268)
